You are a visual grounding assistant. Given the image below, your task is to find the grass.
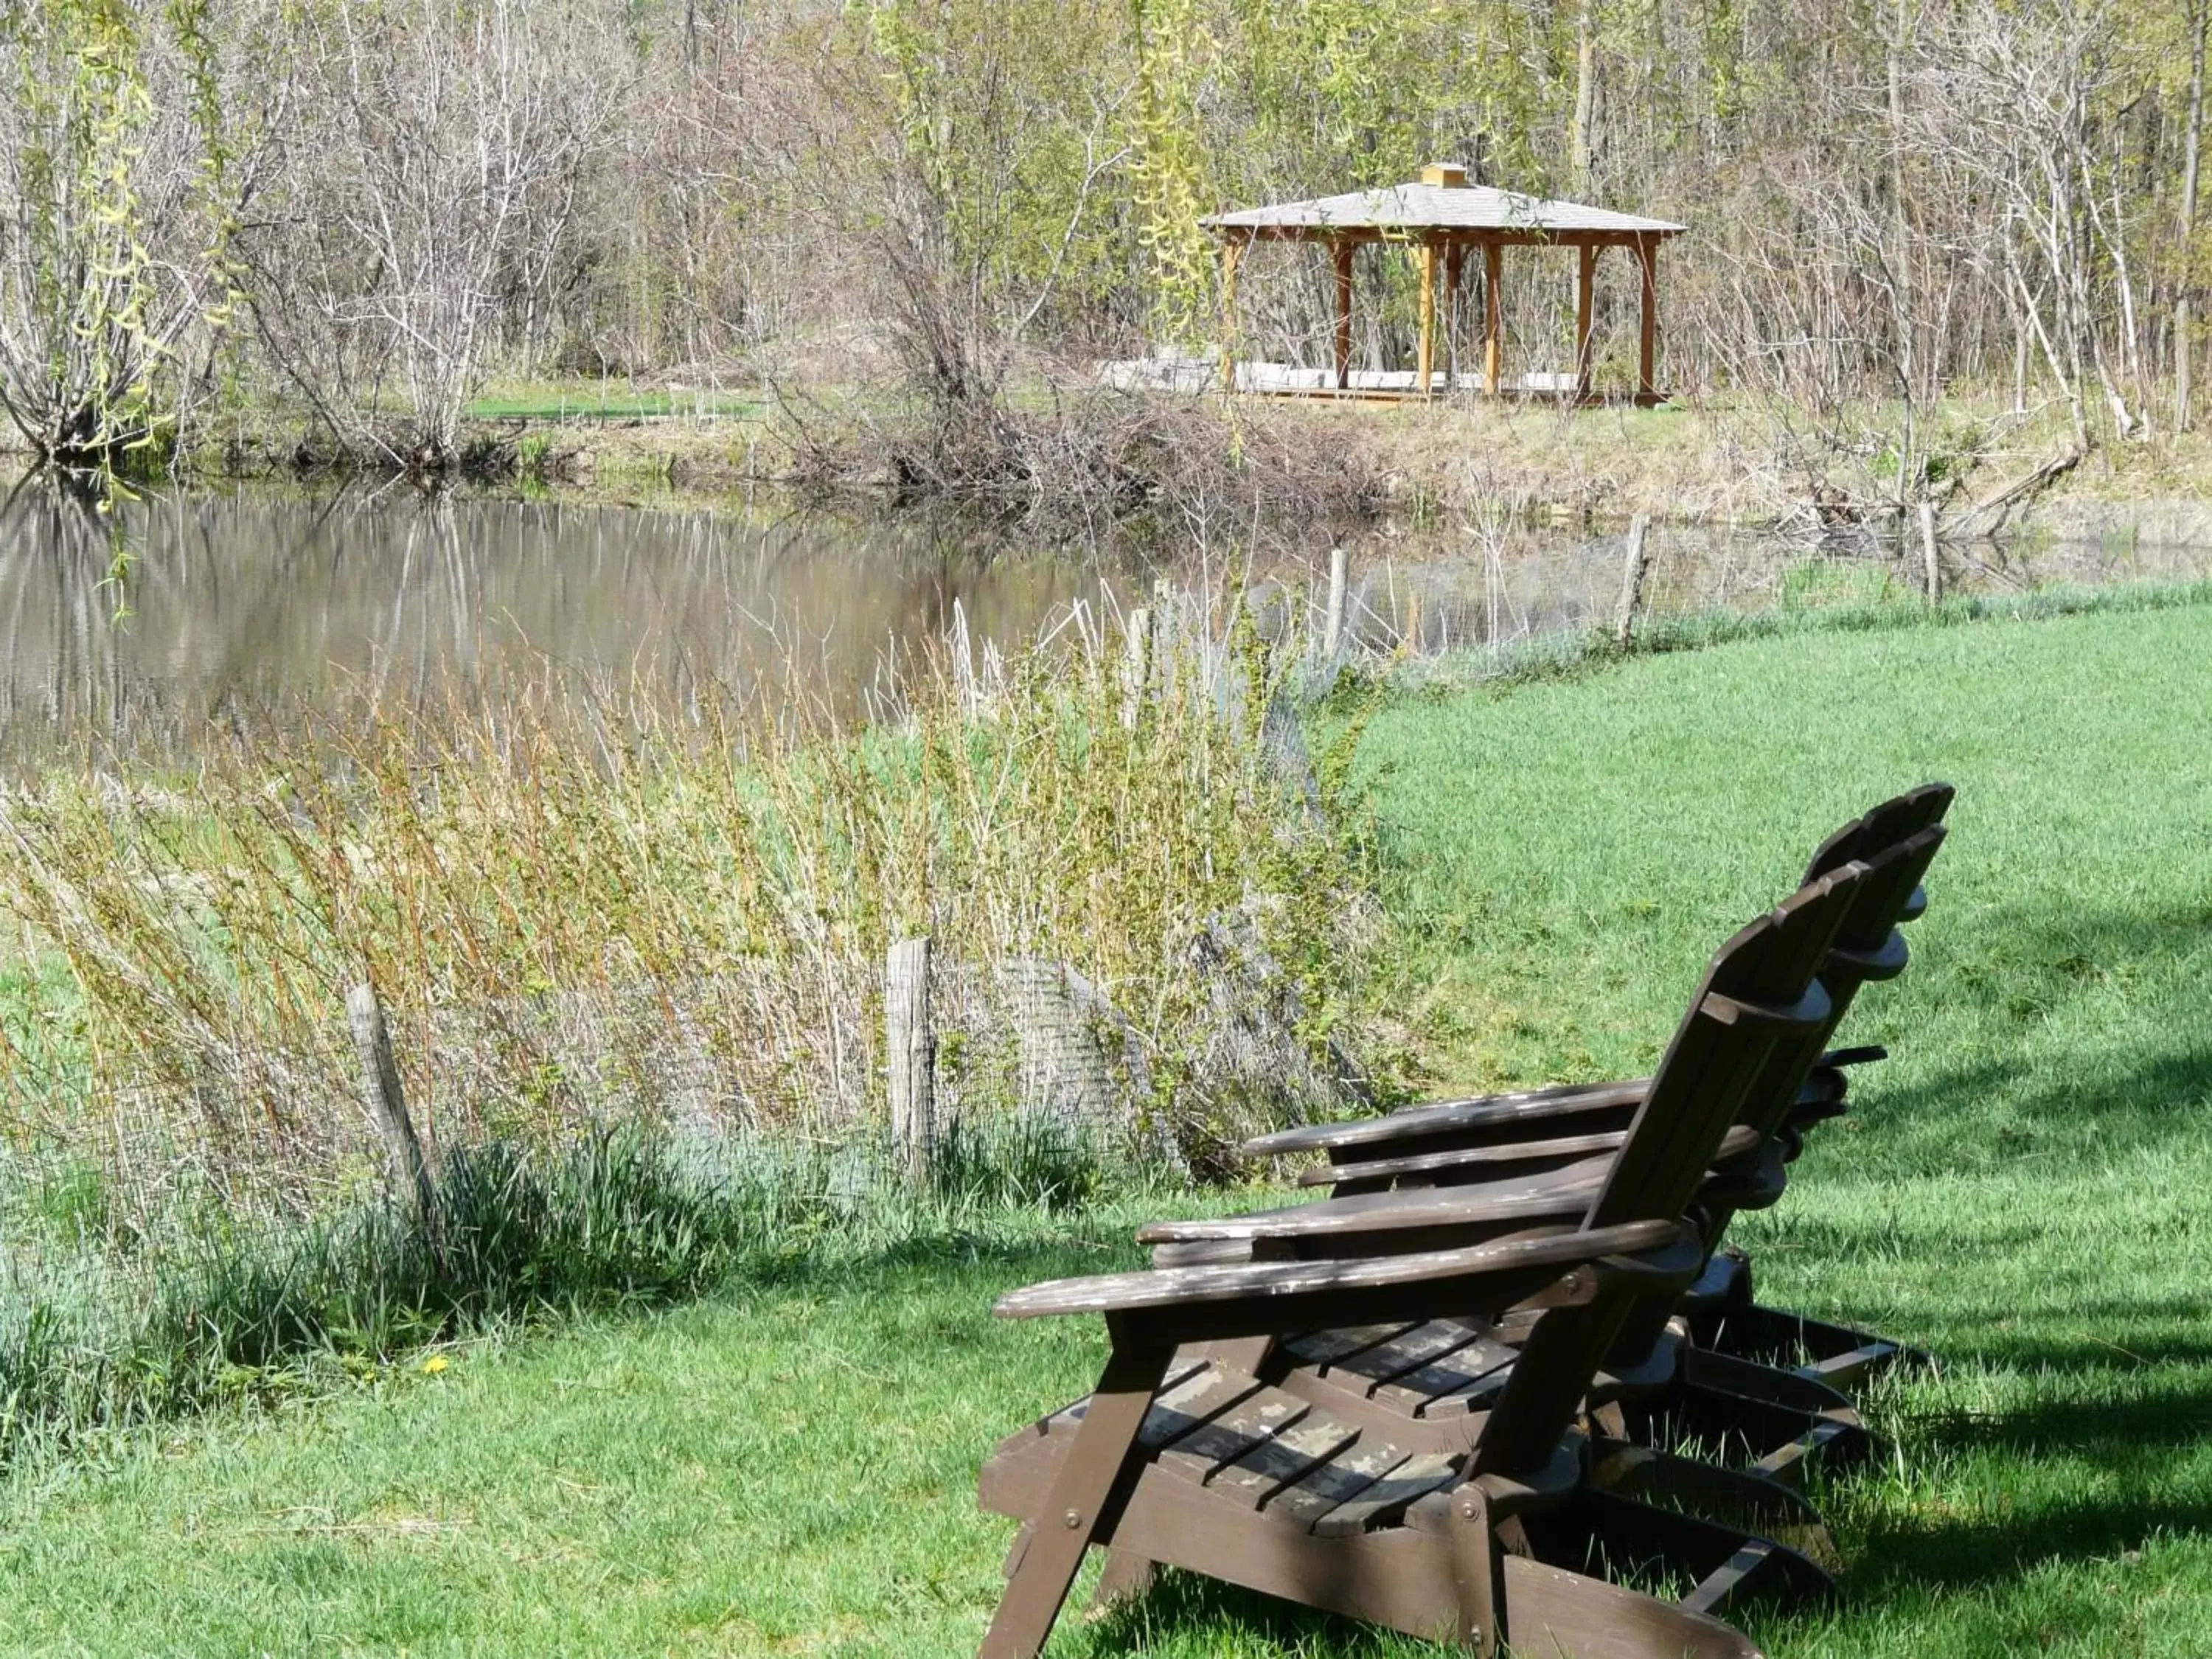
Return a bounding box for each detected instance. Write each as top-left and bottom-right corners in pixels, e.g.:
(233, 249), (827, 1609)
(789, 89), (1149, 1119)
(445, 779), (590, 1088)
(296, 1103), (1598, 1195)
(463, 384), (767, 422)
(1, 598), (2209, 1653)
(0, 612), (1379, 1476)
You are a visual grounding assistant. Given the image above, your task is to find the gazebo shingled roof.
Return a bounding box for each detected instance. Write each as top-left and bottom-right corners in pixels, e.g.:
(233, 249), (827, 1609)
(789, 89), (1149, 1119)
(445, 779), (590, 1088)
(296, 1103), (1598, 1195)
(1202, 182), (1685, 238)
(1203, 163), (1686, 403)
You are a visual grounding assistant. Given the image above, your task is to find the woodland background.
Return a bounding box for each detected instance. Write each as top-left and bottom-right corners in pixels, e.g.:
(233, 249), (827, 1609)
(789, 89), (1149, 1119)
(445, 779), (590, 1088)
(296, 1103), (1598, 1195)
(1, 0), (2205, 487)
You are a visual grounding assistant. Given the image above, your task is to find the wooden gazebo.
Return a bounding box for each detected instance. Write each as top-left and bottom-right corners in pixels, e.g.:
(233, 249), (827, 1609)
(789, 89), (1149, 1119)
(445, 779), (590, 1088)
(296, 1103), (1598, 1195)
(1201, 163), (1686, 403)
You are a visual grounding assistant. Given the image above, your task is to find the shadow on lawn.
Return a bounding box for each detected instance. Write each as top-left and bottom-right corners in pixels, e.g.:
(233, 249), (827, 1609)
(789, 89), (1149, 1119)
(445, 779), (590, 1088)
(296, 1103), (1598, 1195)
(1078, 1568), (1416, 1659)
(1844, 1040), (2212, 1170)
(1839, 1448), (2212, 1600)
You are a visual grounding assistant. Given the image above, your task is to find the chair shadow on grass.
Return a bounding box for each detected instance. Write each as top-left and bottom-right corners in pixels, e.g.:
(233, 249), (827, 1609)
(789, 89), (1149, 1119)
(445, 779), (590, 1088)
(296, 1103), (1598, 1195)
(1077, 1567), (1428, 1659)
(1066, 1410), (2212, 1659)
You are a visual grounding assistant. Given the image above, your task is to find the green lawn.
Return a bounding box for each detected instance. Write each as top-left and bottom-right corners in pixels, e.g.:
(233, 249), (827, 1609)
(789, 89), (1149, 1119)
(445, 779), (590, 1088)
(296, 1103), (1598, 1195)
(4, 602), (2211, 1655)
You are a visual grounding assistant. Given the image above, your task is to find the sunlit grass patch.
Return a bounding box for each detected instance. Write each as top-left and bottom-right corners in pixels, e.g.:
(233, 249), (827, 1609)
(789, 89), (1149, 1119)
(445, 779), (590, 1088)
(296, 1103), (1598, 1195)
(2, 599), (2210, 1654)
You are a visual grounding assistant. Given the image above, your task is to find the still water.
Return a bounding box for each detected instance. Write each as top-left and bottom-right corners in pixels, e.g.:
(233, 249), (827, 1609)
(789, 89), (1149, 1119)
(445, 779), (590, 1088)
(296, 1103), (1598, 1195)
(4, 479), (2206, 766)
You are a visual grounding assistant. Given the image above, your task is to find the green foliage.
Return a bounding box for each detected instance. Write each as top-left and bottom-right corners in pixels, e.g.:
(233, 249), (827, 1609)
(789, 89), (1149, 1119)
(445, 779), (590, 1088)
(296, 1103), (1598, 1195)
(1127, 0), (1216, 344)
(0, 0), (240, 474)
(852, 0), (1131, 375)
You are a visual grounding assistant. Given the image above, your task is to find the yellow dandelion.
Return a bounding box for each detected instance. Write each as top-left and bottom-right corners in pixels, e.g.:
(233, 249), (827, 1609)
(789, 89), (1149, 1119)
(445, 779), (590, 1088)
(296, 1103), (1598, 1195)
(420, 1354), (450, 1376)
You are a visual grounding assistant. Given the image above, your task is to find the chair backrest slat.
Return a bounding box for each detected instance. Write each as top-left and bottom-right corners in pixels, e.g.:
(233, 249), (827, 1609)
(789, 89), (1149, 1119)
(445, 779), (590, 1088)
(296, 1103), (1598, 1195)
(1804, 782), (1953, 880)
(1722, 823), (1949, 1147)
(1582, 863), (1864, 1231)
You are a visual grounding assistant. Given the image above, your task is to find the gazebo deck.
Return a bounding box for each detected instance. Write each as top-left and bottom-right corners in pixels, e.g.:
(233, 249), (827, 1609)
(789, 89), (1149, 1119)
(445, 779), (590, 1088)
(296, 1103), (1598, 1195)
(1096, 358), (1671, 406)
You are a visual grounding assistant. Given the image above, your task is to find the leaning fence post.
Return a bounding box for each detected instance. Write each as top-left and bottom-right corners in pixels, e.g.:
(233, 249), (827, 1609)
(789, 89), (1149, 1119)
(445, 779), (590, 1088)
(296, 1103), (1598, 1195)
(1121, 607), (1152, 728)
(346, 981), (439, 1241)
(1919, 501), (1941, 603)
(1321, 546), (1349, 659)
(885, 937), (936, 1187)
(1614, 513), (1654, 647)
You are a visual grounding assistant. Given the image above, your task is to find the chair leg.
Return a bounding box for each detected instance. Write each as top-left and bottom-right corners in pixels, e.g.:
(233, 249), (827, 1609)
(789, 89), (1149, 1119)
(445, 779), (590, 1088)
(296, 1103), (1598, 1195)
(1638, 1349), (1874, 1481)
(1588, 1437), (1829, 1534)
(1549, 1486), (1840, 1615)
(980, 1340), (1173, 1659)
(1087, 1548), (1158, 1614)
(1444, 1482), (1510, 1658)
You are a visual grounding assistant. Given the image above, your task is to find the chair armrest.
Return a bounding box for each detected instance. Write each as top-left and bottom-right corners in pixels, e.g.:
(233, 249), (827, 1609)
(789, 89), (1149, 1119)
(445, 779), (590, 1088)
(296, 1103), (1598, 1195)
(995, 1219), (1701, 1343)
(1243, 1082), (1649, 1160)
(1301, 1121), (1766, 1192)
(1136, 1180), (1601, 1254)
(1250, 1041), (1878, 1168)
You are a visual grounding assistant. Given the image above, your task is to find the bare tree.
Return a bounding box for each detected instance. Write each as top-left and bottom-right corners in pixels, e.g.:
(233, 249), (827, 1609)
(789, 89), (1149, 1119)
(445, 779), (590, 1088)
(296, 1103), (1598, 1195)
(243, 0), (625, 467)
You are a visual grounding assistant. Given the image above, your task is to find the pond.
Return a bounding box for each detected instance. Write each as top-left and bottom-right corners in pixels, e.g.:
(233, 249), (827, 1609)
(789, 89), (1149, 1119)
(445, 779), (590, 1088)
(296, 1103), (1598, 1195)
(3, 478), (2205, 768)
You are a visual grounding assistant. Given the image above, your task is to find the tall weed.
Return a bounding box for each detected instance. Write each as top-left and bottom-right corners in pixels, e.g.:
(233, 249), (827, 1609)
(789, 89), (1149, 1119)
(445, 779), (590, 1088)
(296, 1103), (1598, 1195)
(0, 605), (1385, 1222)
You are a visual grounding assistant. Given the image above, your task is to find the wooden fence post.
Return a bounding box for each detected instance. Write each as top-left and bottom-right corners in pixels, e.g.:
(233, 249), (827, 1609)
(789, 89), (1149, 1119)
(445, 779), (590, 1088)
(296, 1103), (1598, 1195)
(1322, 546), (1349, 659)
(1614, 514), (1654, 647)
(886, 937), (936, 1186)
(1121, 607), (1152, 728)
(1919, 501), (1941, 603)
(346, 982), (439, 1240)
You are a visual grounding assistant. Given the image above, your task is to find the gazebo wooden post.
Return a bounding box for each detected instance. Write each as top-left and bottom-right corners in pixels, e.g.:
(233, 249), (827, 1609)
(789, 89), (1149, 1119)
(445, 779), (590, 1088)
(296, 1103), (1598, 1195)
(1482, 240), (1504, 397)
(1444, 240), (1465, 386)
(1220, 234), (1245, 392)
(1416, 237), (1438, 397)
(1332, 238), (1354, 391)
(1636, 232), (1659, 401)
(1576, 242), (1598, 400)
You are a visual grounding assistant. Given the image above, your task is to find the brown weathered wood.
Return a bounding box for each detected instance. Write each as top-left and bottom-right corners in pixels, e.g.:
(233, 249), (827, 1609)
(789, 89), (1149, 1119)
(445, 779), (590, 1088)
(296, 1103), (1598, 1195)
(1249, 1080), (1652, 1158)
(1635, 235), (1659, 400)
(983, 1372), (1761, 1656)
(1219, 237), (1245, 390)
(1088, 1548), (1158, 1611)
(1483, 240), (1505, 395)
(1332, 240), (1354, 390)
(981, 1337), (1175, 1659)
(1255, 786), (1952, 1177)
(346, 982), (437, 1234)
(975, 804), (1957, 1659)
(1919, 500), (1941, 602)
(1139, 1188), (1597, 1253)
(1322, 546), (1349, 658)
(1588, 1436), (1830, 1534)
(1448, 1481), (1508, 1657)
(995, 1220), (1674, 1324)
(1307, 1122), (1764, 1195)
(1614, 513), (1653, 646)
(1416, 240), (1437, 396)
(1121, 605), (1151, 728)
(885, 937), (933, 1186)
(1445, 240), (1467, 377)
(1562, 1487), (1837, 1615)
(1184, 797), (1955, 1590)
(1576, 243), (1599, 396)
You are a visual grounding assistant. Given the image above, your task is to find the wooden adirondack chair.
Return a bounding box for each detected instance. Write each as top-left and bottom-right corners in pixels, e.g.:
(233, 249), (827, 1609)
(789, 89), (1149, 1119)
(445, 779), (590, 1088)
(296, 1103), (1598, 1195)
(974, 863), (1864, 1659)
(1245, 783), (1953, 1397)
(1145, 827), (1947, 1516)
